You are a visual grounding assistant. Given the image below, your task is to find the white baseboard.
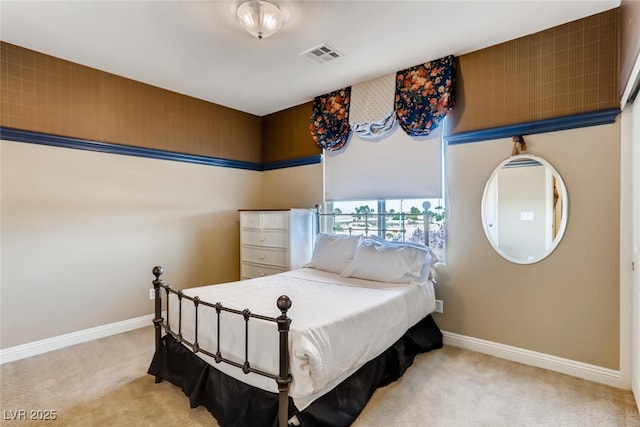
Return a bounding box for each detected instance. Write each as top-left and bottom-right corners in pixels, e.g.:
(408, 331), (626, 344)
(0, 313), (156, 365)
(0, 318), (629, 392)
(443, 331), (627, 390)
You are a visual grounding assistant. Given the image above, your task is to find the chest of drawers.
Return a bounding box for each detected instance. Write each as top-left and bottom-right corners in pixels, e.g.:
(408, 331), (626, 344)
(239, 209), (316, 279)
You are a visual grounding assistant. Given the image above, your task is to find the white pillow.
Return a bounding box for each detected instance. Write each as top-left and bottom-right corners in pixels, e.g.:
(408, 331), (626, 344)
(304, 233), (361, 274)
(360, 237), (439, 266)
(341, 242), (429, 284)
(363, 238), (439, 284)
(387, 241), (438, 284)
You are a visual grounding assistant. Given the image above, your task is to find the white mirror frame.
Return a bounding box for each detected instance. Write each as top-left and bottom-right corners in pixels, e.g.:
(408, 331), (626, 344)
(481, 154), (569, 264)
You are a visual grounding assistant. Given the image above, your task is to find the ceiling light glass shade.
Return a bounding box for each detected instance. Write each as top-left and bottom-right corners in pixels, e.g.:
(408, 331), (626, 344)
(236, 0), (283, 40)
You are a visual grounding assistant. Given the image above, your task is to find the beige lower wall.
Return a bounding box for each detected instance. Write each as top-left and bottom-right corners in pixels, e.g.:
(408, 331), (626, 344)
(439, 121), (621, 369)
(0, 140), (262, 349)
(260, 123), (621, 370)
(260, 164), (323, 210)
(1, 120), (623, 370)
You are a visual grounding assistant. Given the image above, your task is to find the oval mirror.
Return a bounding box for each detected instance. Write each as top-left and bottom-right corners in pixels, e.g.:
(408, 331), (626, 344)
(481, 154), (568, 264)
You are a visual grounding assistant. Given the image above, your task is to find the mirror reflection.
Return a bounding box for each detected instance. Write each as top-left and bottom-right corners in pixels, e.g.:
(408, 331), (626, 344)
(481, 154), (568, 264)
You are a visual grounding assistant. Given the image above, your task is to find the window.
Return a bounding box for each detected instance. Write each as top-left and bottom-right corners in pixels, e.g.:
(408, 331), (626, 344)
(321, 117), (448, 262)
(321, 198), (446, 262)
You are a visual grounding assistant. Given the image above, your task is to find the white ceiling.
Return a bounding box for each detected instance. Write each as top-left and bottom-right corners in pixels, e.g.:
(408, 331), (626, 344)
(0, 1), (620, 116)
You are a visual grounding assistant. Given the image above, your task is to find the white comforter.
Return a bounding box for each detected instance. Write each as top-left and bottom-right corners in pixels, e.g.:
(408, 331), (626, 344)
(167, 267), (435, 410)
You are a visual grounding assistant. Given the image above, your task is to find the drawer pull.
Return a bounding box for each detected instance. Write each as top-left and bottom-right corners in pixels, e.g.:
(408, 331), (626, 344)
(258, 237), (265, 242)
(259, 255), (266, 259)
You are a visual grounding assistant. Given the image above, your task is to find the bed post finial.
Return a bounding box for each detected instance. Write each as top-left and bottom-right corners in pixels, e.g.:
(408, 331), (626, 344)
(153, 265), (164, 278)
(152, 266), (164, 384)
(277, 295), (292, 314)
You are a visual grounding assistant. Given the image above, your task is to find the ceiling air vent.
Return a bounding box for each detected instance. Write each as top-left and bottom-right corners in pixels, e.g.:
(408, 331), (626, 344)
(300, 43), (343, 64)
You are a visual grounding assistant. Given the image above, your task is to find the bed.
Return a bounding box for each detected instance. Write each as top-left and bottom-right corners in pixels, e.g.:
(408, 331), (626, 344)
(148, 233), (443, 427)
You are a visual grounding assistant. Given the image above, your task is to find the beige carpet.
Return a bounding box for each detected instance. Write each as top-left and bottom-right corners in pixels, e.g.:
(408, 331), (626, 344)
(1, 326), (638, 426)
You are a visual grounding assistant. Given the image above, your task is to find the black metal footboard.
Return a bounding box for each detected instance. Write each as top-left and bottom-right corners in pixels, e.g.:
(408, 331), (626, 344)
(151, 266), (292, 427)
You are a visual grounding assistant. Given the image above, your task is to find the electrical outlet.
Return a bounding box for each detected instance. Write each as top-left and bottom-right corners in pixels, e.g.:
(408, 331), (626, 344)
(149, 288), (155, 300)
(435, 299), (443, 314)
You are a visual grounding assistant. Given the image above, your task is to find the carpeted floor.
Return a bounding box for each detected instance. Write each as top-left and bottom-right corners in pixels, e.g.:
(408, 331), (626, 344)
(1, 326), (638, 426)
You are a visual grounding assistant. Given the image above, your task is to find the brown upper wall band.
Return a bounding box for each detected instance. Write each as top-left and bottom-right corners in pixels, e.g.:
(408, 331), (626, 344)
(447, 8), (619, 135)
(0, 9), (622, 164)
(0, 42), (263, 163)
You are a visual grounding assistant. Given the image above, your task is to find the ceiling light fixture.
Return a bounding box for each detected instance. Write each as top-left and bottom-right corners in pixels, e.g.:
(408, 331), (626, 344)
(236, 0), (283, 40)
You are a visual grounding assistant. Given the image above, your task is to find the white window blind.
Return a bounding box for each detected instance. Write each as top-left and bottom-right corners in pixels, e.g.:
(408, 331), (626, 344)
(323, 125), (443, 201)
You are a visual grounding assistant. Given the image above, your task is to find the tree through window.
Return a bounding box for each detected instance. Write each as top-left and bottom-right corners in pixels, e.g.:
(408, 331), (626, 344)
(323, 198), (446, 262)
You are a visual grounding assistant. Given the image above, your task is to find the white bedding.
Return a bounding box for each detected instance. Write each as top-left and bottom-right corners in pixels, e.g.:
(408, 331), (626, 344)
(167, 267), (436, 410)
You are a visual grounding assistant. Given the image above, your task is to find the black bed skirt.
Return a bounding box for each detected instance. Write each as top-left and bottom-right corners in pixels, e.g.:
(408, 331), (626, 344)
(147, 314), (443, 427)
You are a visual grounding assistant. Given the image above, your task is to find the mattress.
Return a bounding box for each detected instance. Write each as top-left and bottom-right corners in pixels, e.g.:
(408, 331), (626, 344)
(166, 267), (436, 410)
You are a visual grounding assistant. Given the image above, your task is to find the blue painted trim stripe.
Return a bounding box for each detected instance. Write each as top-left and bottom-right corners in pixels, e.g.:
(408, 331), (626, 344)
(445, 108), (620, 145)
(0, 127), (331, 171)
(262, 155), (322, 170)
(0, 127), (321, 171)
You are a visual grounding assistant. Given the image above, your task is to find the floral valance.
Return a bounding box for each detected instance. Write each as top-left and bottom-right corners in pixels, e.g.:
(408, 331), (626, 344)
(309, 55), (456, 151)
(309, 87), (352, 151)
(395, 55), (456, 137)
